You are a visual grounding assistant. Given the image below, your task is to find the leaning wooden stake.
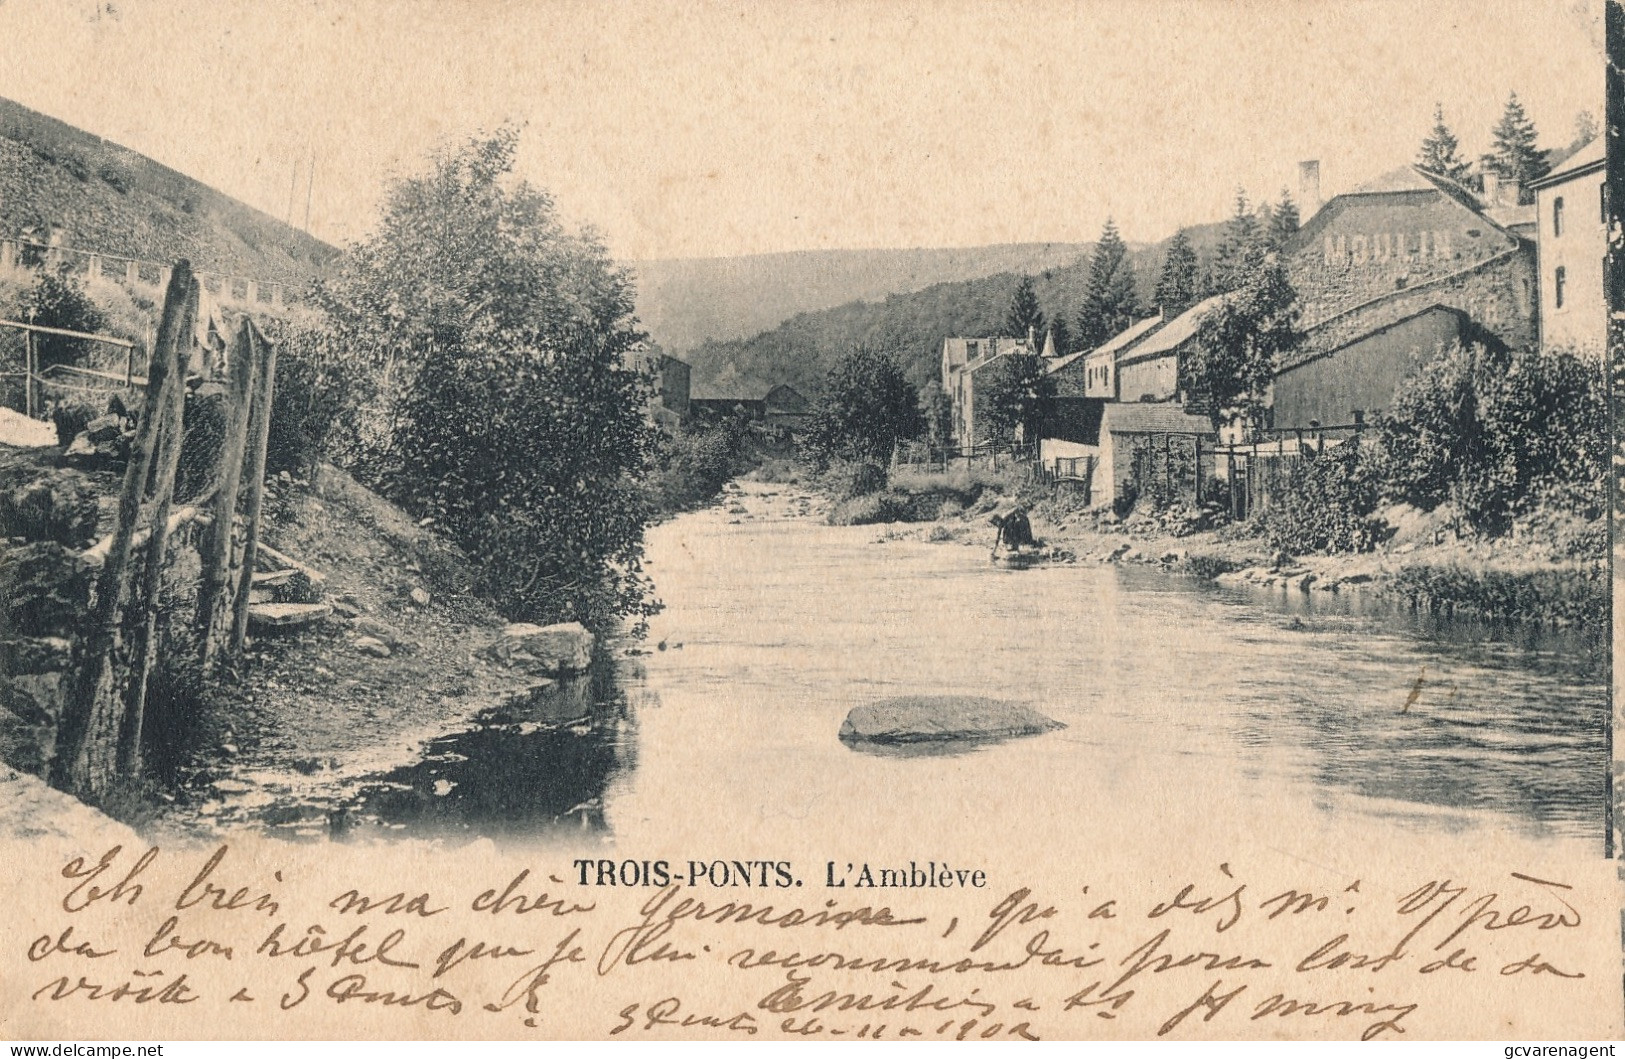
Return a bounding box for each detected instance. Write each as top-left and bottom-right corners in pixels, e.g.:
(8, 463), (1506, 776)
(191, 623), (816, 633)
(196, 319), (258, 671)
(230, 328), (278, 654)
(118, 284), (195, 776)
(51, 262), (193, 796)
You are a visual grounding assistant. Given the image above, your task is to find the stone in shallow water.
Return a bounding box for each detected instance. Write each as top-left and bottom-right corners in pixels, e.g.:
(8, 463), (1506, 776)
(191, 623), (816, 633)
(839, 695), (1063, 745)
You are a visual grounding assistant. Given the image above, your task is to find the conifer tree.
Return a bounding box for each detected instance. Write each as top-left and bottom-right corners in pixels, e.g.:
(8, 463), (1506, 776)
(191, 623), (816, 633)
(1153, 228), (1199, 319)
(1485, 92), (1551, 203)
(1076, 218), (1139, 349)
(1004, 275), (1046, 343)
(1417, 103), (1472, 183)
(1048, 315), (1075, 357)
(1267, 188), (1300, 250)
(1208, 188), (1263, 295)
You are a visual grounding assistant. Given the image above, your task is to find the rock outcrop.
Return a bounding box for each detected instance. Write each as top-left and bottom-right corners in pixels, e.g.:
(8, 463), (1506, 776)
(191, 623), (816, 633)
(839, 695), (1063, 745)
(480, 621), (595, 675)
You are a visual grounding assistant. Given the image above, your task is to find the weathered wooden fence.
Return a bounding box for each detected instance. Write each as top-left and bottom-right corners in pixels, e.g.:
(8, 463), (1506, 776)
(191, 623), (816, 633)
(894, 441), (1037, 475)
(47, 261), (282, 798)
(1210, 424), (1365, 521)
(1121, 431), (1215, 509)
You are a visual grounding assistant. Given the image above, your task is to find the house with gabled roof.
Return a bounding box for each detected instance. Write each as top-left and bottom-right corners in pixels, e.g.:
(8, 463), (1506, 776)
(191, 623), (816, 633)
(1115, 294), (1230, 405)
(940, 333), (1040, 449)
(1529, 136), (1604, 353)
(1046, 313), (1164, 401)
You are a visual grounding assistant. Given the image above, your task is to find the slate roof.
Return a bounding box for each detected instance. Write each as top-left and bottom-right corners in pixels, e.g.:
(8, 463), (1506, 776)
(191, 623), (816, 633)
(1531, 136), (1603, 187)
(1117, 294), (1229, 366)
(1101, 402), (1216, 435)
(1046, 315), (1166, 376)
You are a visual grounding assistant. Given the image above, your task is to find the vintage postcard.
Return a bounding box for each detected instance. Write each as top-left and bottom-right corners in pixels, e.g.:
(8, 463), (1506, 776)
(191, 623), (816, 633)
(0, 0), (1618, 1043)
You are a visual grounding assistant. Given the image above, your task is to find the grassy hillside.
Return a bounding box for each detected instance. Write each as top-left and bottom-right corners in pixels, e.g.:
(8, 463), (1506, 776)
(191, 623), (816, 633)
(0, 96), (336, 289)
(687, 220), (1229, 397)
(632, 242), (1096, 353)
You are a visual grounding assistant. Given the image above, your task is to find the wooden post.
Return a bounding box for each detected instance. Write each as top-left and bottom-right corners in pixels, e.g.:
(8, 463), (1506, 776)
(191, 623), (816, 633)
(52, 262), (193, 796)
(1192, 435), (1200, 504)
(231, 328), (278, 654)
(119, 283), (195, 776)
(23, 329), (35, 419)
(196, 319), (258, 670)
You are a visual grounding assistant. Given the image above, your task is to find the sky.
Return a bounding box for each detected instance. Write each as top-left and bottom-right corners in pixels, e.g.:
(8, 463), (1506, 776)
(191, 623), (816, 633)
(0, 0), (1604, 262)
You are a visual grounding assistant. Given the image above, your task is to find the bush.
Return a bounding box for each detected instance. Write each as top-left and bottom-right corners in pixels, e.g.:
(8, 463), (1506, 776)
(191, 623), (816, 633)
(1182, 554), (1241, 579)
(13, 269), (107, 371)
(264, 315), (374, 478)
(1264, 438), (1387, 554)
(822, 460), (888, 499)
(825, 489), (940, 526)
(1378, 343), (1606, 534)
(647, 422), (746, 512)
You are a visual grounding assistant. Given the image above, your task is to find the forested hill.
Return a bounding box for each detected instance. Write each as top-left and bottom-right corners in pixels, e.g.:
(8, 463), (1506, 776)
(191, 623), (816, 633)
(684, 220), (1228, 398)
(631, 243), (1095, 354)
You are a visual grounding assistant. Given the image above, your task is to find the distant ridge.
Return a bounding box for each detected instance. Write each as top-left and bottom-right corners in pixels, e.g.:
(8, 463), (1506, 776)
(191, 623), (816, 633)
(0, 96), (337, 290)
(632, 242), (1094, 353)
(681, 221), (1230, 399)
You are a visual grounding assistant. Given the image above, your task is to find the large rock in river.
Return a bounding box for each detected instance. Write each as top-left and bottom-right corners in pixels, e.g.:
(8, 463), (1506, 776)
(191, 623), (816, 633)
(839, 696), (1063, 745)
(482, 621), (595, 675)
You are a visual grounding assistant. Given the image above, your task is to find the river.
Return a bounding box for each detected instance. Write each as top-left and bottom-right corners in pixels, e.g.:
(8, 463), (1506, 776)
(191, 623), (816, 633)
(325, 482), (1608, 858)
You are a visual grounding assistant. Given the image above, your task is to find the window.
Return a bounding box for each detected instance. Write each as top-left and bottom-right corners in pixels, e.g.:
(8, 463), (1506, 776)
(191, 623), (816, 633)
(1554, 266), (1567, 310)
(1552, 196), (1565, 237)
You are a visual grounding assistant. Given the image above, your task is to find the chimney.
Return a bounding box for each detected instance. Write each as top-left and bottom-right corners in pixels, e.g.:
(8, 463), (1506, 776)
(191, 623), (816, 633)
(1483, 172), (1501, 206)
(1505, 180), (1522, 207)
(1299, 160), (1321, 216)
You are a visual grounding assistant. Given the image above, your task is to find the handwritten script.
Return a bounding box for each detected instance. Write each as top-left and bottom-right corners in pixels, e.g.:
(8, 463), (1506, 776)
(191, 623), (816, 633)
(4, 845), (1608, 1040)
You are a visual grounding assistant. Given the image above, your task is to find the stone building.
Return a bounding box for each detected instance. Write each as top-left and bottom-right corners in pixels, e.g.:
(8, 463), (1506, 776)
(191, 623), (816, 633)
(1044, 314), (1163, 401)
(1529, 137), (1605, 353)
(1284, 164), (1538, 356)
(940, 334), (1038, 449)
(627, 344), (691, 429)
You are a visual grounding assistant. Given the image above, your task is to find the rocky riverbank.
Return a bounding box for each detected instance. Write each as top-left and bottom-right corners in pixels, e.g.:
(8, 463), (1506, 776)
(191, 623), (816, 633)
(800, 468), (1607, 627)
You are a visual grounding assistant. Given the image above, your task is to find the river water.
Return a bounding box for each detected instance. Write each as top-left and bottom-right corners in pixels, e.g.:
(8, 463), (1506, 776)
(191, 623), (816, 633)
(324, 482), (1608, 858)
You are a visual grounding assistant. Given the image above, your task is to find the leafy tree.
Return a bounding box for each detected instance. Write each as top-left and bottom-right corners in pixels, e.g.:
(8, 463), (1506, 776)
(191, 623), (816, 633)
(1188, 255), (1300, 432)
(1004, 275), (1046, 343)
(1266, 188), (1300, 250)
(803, 345), (923, 465)
(317, 128), (657, 629)
(1208, 188), (1264, 294)
(976, 352), (1050, 446)
(1154, 228), (1199, 318)
(1416, 103), (1472, 183)
(1076, 218), (1138, 349)
(1048, 315), (1075, 357)
(1484, 92), (1551, 202)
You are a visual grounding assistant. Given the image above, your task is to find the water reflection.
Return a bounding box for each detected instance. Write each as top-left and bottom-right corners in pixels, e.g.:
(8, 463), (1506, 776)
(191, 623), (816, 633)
(332, 667), (637, 843)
